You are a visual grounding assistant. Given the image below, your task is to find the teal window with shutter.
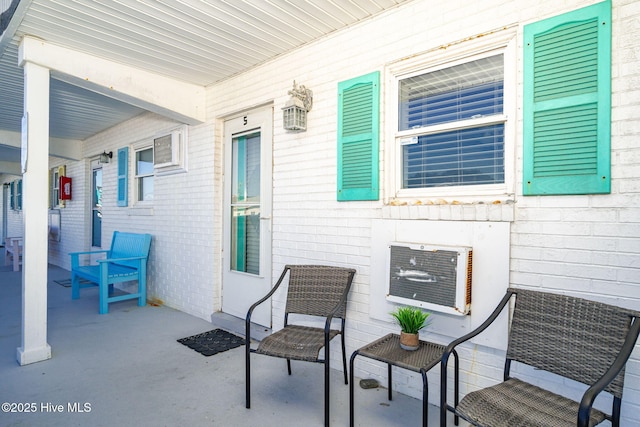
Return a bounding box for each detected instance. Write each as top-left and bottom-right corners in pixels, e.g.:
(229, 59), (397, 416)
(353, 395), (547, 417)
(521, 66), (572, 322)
(117, 147), (129, 206)
(523, 0), (611, 195)
(337, 71), (380, 201)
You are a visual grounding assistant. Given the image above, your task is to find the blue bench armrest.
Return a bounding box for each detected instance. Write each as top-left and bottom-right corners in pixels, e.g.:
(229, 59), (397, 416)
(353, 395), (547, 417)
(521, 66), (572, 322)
(70, 250), (110, 269)
(69, 250), (109, 256)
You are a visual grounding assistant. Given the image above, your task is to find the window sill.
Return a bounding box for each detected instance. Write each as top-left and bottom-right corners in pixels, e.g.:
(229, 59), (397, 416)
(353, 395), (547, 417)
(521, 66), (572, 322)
(127, 207), (154, 216)
(382, 199), (514, 222)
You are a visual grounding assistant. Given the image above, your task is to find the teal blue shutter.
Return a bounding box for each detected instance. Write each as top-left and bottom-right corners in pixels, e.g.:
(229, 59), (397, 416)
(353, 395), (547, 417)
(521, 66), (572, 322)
(9, 181), (15, 210)
(117, 147), (128, 207)
(17, 179), (22, 210)
(337, 71), (380, 201)
(523, 0), (611, 195)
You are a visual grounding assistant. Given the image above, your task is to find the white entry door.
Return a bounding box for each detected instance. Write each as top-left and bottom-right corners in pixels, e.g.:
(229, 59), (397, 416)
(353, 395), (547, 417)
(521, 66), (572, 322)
(222, 109), (273, 327)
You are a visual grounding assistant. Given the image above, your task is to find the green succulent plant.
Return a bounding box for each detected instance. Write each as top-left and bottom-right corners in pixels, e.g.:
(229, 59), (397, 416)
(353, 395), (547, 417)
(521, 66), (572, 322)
(390, 306), (431, 334)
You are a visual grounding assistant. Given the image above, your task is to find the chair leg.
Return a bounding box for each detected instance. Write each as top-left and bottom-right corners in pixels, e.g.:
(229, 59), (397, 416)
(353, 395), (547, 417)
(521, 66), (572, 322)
(287, 359), (292, 375)
(440, 350), (460, 427)
(388, 364), (393, 401)
(324, 357), (330, 427)
(349, 351), (359, 427)
(453, 350), (459, 426)
(246, 340), (251, 409)
(323, 335), (332, 427)
(13, 249), (19, 271)
(100, 265), (109, 314)
(138, 277), (146, 307)
(612, 396), (621, 427)
(341, 333), (348, 384)
(99, 283), (109, 314)
(421, 370), (428, 427)
(71, 273), (80, 299)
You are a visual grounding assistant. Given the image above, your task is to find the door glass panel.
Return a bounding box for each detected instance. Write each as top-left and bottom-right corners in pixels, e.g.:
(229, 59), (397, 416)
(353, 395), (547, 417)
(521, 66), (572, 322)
(230, 133), (261, 274)
(92, 167), (102, 247)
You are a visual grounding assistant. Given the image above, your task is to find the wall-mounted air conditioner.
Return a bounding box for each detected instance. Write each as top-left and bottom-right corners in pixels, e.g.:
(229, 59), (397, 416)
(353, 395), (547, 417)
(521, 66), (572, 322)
(152, 125), (187, 175)
(386, 242), (472, 316)
(153, 131), (181, 168)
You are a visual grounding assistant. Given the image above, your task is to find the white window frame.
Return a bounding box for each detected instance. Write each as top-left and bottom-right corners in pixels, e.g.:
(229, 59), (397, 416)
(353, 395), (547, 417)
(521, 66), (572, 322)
(385, 35), (517, 203)
(133, 143), (154, 204)
(50, 167), (60, 209)
(90, 159), (103, 247)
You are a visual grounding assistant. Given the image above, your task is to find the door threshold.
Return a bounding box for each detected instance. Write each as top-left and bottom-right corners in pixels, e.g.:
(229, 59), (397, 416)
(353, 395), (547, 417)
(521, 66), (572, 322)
(210, 311), (272, 342)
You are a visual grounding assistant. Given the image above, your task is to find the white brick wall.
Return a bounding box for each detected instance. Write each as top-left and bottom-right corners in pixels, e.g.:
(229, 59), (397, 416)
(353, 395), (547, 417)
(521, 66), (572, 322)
(45, 0), (640, 424)
(51, 113), (218, 320)
(205, 0), (640, 423)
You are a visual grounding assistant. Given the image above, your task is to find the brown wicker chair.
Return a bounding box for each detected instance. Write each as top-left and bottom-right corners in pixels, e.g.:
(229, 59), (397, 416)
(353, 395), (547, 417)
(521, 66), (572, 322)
(245, 265), (356, 427)
(440, 287), (640, 427)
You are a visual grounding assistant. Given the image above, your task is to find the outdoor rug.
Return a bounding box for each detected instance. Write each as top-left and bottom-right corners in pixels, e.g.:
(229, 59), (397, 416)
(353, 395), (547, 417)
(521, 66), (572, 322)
(54, 278), (92, 288)
(177, 329), (245, 356)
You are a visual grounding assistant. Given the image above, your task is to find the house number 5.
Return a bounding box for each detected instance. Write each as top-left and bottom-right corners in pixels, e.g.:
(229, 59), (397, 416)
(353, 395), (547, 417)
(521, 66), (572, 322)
(243, 116), (248, 125)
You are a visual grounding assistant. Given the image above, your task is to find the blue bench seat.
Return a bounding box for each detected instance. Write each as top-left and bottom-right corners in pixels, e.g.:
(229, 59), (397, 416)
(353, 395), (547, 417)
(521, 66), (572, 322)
(70, 231), (152, 314)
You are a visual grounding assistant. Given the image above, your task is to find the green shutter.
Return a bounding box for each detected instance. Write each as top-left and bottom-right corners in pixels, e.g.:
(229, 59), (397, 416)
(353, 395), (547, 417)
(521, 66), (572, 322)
(337, 71), (380, 201)
(117, 147), (128, 207)
(523, 0), (611, 195)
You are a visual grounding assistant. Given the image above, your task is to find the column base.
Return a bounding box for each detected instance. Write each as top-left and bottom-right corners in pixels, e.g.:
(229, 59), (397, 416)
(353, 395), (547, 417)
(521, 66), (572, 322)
(17, 344), (52, 366)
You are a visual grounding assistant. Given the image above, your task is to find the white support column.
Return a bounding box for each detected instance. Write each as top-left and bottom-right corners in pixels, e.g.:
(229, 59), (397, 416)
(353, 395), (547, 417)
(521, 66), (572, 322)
(16, 60), (52, 365)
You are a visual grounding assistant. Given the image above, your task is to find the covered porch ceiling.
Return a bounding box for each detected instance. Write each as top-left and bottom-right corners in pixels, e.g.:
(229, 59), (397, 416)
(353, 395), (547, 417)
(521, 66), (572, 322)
(0, 0), (410, 173)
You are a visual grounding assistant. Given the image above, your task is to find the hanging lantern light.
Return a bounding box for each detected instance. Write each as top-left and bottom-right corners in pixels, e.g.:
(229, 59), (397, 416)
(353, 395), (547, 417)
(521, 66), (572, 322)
(282, 81), (313, 131)
(99, 151), (113, 164)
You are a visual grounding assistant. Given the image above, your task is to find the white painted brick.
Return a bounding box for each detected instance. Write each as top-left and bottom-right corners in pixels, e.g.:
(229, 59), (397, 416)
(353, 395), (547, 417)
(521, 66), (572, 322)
(34, 0), (640, 411)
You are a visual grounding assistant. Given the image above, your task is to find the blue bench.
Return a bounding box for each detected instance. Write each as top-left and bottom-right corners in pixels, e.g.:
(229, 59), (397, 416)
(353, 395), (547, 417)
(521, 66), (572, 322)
(70, 231), (152, 314)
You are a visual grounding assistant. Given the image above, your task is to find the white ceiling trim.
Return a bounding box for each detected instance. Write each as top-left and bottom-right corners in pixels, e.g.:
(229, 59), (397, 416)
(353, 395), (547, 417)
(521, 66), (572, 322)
(19, 35), (206, 124)
(0, 0), (411, 166)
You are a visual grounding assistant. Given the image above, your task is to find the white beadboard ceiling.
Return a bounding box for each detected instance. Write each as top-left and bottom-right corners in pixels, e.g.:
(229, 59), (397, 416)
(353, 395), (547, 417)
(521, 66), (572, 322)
(0, 0), (410, 165)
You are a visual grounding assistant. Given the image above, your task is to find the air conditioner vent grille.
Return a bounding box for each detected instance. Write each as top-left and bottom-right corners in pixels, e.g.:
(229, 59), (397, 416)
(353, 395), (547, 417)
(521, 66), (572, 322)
(388, 245), (457, 307)
(386, 242), (472, 316)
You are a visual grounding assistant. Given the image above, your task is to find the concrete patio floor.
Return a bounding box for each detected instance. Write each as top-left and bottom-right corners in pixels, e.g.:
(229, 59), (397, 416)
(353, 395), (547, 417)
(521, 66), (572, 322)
(0, 257), (462, 427)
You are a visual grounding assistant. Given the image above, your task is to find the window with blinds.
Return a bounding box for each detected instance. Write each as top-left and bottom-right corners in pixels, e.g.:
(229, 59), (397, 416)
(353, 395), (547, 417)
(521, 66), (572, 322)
(135, 147), (154, 202)
(397, 54), (505, 189)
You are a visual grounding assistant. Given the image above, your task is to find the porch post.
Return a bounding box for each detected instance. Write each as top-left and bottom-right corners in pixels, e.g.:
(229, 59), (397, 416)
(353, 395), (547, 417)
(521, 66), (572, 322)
(16, 57), (52, 365)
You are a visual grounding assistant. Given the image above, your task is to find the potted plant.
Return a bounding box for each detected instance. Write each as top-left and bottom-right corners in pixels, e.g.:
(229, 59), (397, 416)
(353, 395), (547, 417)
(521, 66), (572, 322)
(390, 306), (431, 351)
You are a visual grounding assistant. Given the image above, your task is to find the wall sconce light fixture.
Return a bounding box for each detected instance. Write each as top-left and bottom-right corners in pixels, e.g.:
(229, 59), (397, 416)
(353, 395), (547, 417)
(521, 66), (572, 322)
(282, 81), (313, 131)
(99, 151), (113, 164)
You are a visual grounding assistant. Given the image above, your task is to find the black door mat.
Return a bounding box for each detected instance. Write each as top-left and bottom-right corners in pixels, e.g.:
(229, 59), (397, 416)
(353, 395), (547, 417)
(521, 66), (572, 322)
(177, 328), (245, 356)
(54, 278), (92, 288)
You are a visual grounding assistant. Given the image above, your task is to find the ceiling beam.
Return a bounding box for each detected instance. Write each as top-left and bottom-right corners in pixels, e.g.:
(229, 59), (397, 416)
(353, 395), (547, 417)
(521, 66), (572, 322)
(0, 160), (21, 176)
(0, 0), (33, 55)
(18, 36), (206, 125)
(0, 129), (82, 160)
